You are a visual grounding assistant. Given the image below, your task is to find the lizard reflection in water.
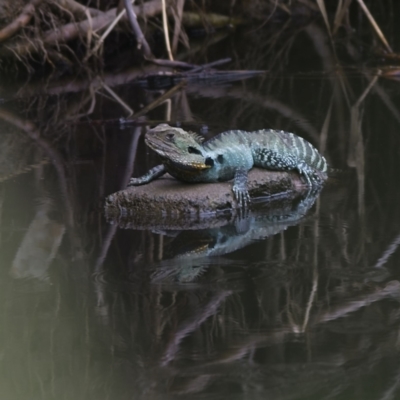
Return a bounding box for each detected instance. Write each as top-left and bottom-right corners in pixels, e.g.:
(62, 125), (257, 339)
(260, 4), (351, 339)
(149, 189), (321, 284)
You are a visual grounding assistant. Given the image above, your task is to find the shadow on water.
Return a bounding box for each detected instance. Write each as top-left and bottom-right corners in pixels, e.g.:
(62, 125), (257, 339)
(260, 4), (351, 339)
(2, 12), (400, 400)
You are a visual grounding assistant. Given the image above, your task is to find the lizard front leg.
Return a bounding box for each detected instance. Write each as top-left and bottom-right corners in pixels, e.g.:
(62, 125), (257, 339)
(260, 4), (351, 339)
(232, 168), (251, 208)
(128, 165), (166, 186)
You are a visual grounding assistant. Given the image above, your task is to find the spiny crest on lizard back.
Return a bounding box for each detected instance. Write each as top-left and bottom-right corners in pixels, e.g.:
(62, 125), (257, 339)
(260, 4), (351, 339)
(145, 124), (210, 170)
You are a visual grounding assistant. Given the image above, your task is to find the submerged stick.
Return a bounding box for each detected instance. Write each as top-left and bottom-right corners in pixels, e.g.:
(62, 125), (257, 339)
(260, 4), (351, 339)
(129, 80), (187, 119)
(356, 0), (393, 53)
(189, 58), (231, 73)
(101, 82), (134, 116)
(316, 0), (332, 37)
(161, 291), (232, 366)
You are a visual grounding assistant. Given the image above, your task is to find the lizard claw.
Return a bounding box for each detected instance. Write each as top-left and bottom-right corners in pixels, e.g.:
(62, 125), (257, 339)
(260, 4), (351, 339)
(233, 186), (251, 209)
(298, 162), (326, 187)
(306, 170), (325, 187)
(233, 169), (250, 209)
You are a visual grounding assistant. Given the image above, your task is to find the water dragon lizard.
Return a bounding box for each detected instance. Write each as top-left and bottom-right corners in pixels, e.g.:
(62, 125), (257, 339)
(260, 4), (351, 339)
(128, 124), (328, 206)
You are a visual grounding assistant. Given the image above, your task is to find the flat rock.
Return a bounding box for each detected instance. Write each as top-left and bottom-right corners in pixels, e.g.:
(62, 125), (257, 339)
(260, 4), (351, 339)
(104, 168), (314, 228)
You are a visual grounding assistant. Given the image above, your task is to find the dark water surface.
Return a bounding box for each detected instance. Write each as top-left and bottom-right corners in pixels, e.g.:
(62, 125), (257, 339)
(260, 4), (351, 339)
(1, 22), (400, 400)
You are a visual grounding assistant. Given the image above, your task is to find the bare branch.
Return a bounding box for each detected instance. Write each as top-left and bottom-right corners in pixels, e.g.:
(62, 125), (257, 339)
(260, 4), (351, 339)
(0, 0), (43, 43)
(123, 0), (153, 58)
(55, 0), (104, 19)
(0, 0), (162, 58)
(84, 5), (127, 61)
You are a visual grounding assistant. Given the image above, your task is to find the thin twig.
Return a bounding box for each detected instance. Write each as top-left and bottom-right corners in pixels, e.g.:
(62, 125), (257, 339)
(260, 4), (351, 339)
(319, 96), (333, 155)
(374, 232), (400, 269)
(348, 74), (379, 216)
(129, 80), (187, 119)
(0, 0), (43, 42)
(189, 58), (231, 73)
(356, 0), (393, 53)
(333, 0), (344, 33)
(85, 8), (93, 60)
(149, 58), (196, 68)
(84, 4), (129, 60)
(124, 0), (153, 58)
(94, 126), (141, 273)
(161, 291), (232, 366)
(0, 0), (162, 58)
(172, 0), (186, 54)
(302, 204), (320, 332)
(101, 82), (134, 116)
(370, 82), (400, 124)
(314, 281), (400, 324)
(354, 72), (380, 108)
(53, 0), (104, 19)
(379, 365), (400, 400)
(333, 0), (352, 34)
(161, 0), (173, 60)
(316, 0), (332, 37)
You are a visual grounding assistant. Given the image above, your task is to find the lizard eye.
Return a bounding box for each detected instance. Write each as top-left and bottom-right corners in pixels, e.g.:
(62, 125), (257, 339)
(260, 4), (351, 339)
(166, 133), (175, 140)
(188, 146), (202, 155)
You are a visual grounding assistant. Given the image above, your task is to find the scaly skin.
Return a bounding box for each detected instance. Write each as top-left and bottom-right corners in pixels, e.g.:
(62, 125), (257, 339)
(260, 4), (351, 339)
(128, 124), (328, 207)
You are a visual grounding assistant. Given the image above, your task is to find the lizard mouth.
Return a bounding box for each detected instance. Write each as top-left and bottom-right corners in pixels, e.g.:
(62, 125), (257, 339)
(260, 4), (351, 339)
(166, 154), (210, 172)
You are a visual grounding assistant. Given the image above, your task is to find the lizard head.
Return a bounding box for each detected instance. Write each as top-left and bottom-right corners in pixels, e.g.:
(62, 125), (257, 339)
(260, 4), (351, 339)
(145, 124), (210, 170)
